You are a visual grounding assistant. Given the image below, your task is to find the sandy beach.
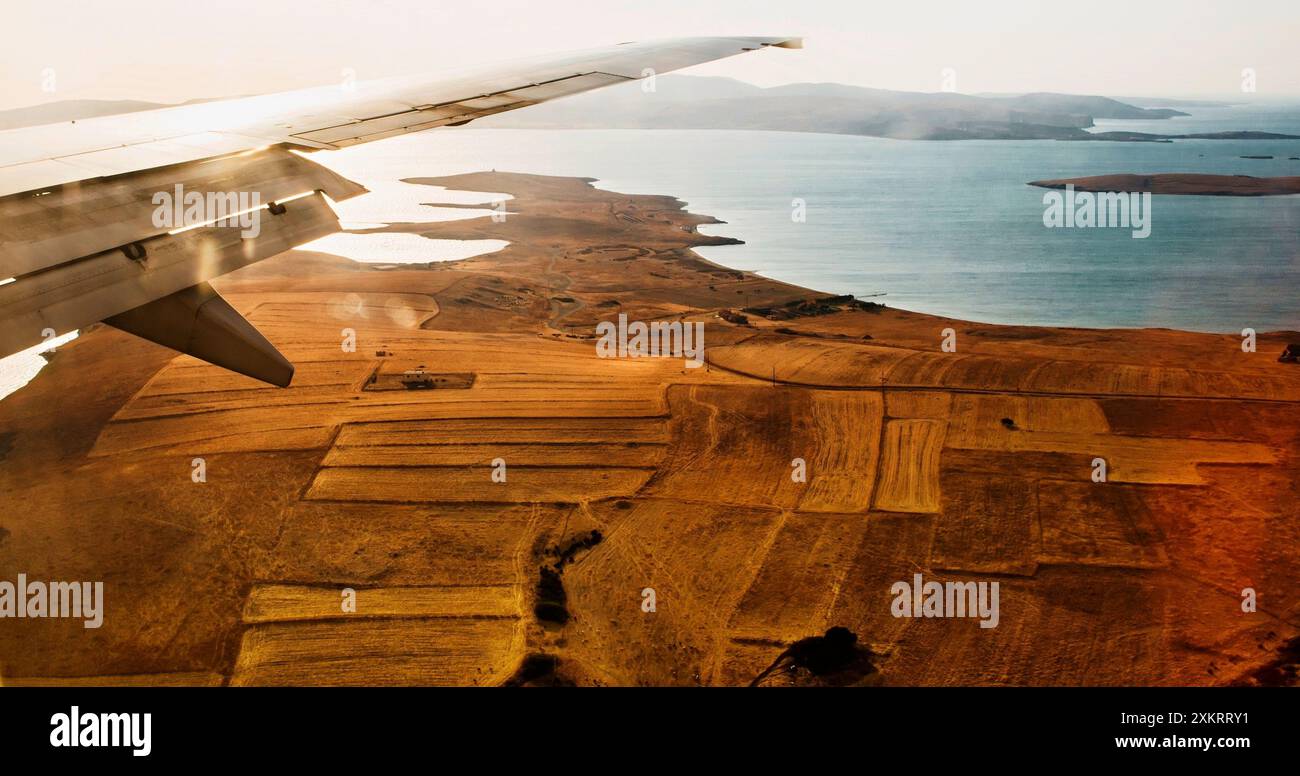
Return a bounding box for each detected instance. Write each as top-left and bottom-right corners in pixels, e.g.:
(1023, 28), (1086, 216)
(0, 171), (1296, 686)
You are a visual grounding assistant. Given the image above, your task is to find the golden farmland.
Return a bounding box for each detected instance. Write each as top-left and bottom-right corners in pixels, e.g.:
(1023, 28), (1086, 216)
(0, 172), (1296, 686)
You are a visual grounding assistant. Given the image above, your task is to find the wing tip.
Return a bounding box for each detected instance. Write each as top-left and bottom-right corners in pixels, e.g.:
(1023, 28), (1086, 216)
(768, 37), (803, 50)
(106, 281), (297, 388)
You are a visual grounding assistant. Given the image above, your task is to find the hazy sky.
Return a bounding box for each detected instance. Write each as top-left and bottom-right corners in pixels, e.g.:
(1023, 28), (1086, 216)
(3, 0), (1297, 109)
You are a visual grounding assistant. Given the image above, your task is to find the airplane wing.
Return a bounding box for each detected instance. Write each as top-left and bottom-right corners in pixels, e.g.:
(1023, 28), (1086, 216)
(0, 36), (800, 386)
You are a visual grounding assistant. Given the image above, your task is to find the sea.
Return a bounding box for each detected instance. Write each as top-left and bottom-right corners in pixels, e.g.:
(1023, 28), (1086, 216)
(4, 101), (1299, 400)
(313, 101), (1300, 332)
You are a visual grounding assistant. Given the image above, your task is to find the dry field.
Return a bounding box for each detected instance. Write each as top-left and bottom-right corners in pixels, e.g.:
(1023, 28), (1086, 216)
(0, 172), (1295, 687)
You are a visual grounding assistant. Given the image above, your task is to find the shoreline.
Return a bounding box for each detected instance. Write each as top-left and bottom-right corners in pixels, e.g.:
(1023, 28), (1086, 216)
(298, 128), (1300, 333)
(1031, 172), (1300, 197)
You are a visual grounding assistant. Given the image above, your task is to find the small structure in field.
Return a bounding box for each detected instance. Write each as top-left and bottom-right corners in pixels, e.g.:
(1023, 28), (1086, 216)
(401, 366), (436, 389)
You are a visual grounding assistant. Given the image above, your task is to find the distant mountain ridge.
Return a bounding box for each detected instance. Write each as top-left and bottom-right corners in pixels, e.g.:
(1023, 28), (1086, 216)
(475, 76), (1203, 140)
(0, 96), (233, 130)
(2, 81), (1289, 142)
(0, 99), (166, 130)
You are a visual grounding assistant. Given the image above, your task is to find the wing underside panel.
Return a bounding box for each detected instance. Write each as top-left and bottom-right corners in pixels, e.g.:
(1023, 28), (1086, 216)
(0, 191), (340, 359)
(0, 147), (366, 279)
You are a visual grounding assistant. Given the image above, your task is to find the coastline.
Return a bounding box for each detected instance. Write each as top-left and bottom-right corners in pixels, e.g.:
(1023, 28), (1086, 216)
(260, 128), (1300, 332)
(1, 171), (1296, 687)
(1031, 173), (1300, 196)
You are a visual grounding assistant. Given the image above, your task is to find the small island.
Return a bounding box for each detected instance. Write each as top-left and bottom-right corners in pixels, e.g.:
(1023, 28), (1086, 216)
(1029, 173), (1300, 196)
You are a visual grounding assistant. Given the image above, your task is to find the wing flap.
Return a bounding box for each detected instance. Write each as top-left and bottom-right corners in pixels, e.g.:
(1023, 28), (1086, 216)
(0, 191), (340, 358)
(1, 147), (365, 279)
(105, 281), (294, 387)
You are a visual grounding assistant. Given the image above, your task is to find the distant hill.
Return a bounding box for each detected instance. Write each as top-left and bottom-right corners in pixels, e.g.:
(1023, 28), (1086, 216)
(1110, 97), (1237, 109)
(1030, 173), (1300, 196)
(0, 96), (239, 130)
(0, 99), (167, 130)
(985, 92), (1188, 120)
(4, 83), (1279, 143)
(476, 76), (1198, 140)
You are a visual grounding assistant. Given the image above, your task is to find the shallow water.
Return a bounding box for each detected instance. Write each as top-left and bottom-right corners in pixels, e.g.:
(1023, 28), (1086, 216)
(299, 232), (508, 263)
